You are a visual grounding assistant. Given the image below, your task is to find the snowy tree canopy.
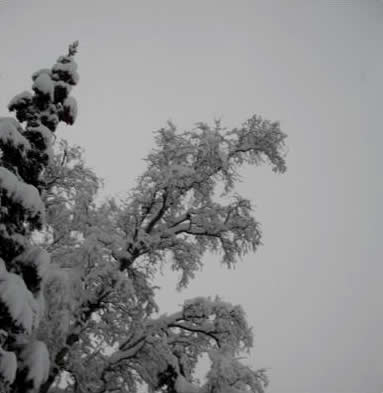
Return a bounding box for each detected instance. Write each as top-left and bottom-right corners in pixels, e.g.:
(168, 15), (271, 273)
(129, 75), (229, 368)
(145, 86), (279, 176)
(0, 43), (287, 393)
(33, 123), (285, 393)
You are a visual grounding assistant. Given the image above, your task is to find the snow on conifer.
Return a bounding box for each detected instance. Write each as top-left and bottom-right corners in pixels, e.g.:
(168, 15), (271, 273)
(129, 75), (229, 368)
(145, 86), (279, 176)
(0, 118), (31, 153)
(0, 259), (41, 336)
(0, 42), (80, 393)
(0, 347), (17, 388)
(15, 340), (50, 393)
(32, 73), (55, 101)
(0, 167), (45, 221)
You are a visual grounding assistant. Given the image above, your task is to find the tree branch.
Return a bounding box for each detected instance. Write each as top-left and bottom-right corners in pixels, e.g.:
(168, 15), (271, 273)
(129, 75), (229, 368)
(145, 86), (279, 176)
(168, 323), (221, 348)
(144, 188), (169, 234)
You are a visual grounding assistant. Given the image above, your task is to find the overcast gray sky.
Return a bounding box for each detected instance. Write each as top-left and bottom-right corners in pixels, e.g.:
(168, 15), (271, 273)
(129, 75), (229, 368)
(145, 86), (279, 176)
(1, 2), (382, 393)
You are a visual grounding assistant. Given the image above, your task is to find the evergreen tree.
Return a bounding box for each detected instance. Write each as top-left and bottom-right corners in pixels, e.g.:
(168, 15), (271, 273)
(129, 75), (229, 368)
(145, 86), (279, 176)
(0, 42), (79, 393)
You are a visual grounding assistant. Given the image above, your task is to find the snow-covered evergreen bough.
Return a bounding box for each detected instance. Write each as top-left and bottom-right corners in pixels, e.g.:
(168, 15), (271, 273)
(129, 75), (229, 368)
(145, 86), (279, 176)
(0, 43), (79, 393)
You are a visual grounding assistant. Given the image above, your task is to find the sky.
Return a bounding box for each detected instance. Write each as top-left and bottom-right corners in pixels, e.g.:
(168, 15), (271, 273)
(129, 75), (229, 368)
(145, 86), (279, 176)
(0, 1), (382, 393)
